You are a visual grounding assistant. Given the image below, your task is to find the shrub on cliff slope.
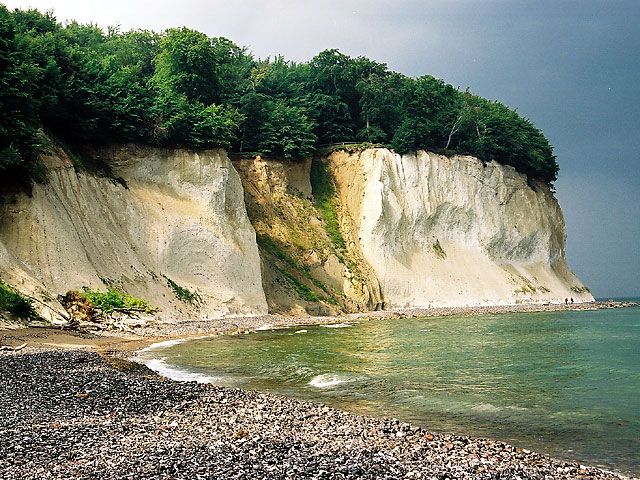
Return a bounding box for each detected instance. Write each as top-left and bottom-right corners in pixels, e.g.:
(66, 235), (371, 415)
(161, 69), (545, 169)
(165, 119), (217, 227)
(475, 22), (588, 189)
(78, 287), (151, 314)
(0, 280), (36, 319)
(60, 288), (154, 324)
(0, 5), (559, 184)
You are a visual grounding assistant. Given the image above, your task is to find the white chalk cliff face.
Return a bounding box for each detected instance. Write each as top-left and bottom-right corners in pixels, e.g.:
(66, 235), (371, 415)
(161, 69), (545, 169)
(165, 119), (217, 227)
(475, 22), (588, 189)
(0, 144), (592, 323)
(0, 145), (267, 322)
(330, 149), (593, 308)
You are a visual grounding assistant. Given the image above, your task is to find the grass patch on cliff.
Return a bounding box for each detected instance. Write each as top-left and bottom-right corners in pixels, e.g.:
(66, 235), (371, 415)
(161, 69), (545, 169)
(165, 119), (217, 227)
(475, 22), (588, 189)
(514, 284), (537, 295)
(0, 280), (37, 319)
(310, 159), (347, 256)
(257, 234), (302, 271)
(164, 276), (202, 306)
(256, 233), (338, 304)
(274, 265), (319, 302)
(571, 286), (590, 294)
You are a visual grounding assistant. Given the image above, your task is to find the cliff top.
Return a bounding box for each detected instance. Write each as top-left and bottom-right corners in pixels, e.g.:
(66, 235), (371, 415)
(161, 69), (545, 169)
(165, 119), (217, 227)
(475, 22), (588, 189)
(1, 5), (558, 193)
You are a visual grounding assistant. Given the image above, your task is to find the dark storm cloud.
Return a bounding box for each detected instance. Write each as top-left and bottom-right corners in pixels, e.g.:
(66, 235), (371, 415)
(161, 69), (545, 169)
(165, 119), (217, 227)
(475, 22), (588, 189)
(5, 0), (639, 296)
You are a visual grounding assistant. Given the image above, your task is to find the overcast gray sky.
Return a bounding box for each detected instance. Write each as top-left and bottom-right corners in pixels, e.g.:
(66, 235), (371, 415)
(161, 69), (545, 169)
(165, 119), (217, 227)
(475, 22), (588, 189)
(5, 0), (639, 298)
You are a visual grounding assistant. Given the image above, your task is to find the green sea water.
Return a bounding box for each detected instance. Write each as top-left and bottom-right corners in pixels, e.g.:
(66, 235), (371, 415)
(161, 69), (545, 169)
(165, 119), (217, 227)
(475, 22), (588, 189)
(141, 303), (640, 475)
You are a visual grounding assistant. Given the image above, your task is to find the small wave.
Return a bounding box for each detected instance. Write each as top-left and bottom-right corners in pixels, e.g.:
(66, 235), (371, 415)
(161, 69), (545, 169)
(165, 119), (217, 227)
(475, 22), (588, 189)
(471, 403), (529, 414)
(255, 324), (274, 331)
(321, 323), (352, 329)
(308, 373), (353, 388)
(470, 403), (502, 413)
(294, 329), (308, 334)
(138, 338), (189, 352)
(143, 358), (218, 384)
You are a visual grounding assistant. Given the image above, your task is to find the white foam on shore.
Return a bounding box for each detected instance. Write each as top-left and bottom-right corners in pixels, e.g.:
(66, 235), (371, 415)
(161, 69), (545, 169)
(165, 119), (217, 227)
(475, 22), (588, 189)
(143, 358), (218, 384)
(308, 373), (352, 388)
(135, 336), (220, 384)
(470, 403), (529, 414)
(255, 324), (275, 331)
(138, 338), (189, 353)
(321, 323), (352, 329)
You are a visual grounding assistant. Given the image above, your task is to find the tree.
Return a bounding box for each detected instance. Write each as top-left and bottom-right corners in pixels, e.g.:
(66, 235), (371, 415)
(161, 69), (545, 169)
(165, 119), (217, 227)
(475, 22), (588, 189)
(305, 50), (390, 138)
(358, 71), (408, 143)
(152, 94), (242, 149)
(1, 6), (560, 184)
(0, 5), (44, 187)
(152, 28), (219, 104)
(303, 92), (352, 144)
(257, 99), (317, 159)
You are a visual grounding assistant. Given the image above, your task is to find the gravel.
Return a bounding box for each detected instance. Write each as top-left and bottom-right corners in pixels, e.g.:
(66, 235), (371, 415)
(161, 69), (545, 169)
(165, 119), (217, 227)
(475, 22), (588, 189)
(142, 301), (636, 338)
(0, 348), (634, 479)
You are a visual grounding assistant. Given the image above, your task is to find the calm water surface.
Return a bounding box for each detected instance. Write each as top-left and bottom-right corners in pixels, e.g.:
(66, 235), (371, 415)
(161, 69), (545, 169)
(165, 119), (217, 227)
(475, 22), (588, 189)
(141, 304), (640, 475)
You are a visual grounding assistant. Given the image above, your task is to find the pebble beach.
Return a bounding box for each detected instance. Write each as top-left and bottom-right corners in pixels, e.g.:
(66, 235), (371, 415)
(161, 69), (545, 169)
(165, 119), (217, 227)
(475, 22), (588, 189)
(1, 346), (635, 480)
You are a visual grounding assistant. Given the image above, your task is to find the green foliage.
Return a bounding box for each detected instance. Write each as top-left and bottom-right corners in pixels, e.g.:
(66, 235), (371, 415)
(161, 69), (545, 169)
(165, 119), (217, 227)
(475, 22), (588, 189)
(255, 234), (320, 302)
(80, 287), (151, 313)
(255, 234), (340, 303)
(571, 286), (590, 294)
(514, 284), (537, 294)
(256, 234), (296, 267)
(257, 99), (316, 158)
(164, 276), (202, 305)
(0, 5), (45, 188)
(152, 28), (219, 104)
(310, 159), (347, 255)
(0, 279), (37, 319)
(275, 266), (319, 302)
(1, 6), (559, 184)
(152, 94), (242, 149)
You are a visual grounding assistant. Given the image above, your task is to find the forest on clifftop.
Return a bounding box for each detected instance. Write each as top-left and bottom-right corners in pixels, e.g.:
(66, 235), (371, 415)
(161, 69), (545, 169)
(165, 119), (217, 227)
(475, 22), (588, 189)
(0, 5), (559, 188)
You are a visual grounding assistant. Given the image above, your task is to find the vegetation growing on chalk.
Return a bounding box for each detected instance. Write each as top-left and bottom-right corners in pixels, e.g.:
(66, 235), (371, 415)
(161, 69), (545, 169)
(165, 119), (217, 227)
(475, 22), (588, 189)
(514, 284), (537, 295)
(571, 286), (590, 294)
(0, 5), (559, 187)
(76, 287), (152, 313)
(275, 266), (319, 302)
(0, 279), (37, 319)
(256, 233), (339, 304)
(432, 240), (447, 259)
(310, 159), (347, 256)
(165, 276), (202, 306)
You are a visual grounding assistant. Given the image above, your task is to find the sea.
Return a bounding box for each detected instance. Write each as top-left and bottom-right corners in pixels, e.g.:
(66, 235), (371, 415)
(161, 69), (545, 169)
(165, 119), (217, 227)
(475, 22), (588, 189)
(138, 300), (640, 476)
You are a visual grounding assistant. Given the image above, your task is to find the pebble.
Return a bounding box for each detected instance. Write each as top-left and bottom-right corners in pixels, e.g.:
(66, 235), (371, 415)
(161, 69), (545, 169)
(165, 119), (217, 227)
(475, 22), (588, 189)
(0, 348), (634, 480)
(138, 301), (635, 338)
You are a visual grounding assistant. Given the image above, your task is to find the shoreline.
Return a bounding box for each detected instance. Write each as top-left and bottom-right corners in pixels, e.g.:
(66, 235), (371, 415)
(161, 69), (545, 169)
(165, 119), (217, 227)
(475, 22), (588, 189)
(141, 300), (634, 339)
(3, 300), (633, 354)
(1, 301), (637, 478)
(1, 346), (635, 479)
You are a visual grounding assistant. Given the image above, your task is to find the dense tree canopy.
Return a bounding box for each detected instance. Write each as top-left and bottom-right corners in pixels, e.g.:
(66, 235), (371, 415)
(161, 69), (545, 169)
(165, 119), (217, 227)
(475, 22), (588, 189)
(0, 5), (559, 184)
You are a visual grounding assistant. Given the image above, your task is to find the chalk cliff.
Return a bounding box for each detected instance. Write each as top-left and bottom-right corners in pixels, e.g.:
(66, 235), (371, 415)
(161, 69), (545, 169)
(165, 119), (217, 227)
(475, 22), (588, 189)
(0, 144), (267, 323)
(329, 149), (593, 308)
(0, 143), (592, 324)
